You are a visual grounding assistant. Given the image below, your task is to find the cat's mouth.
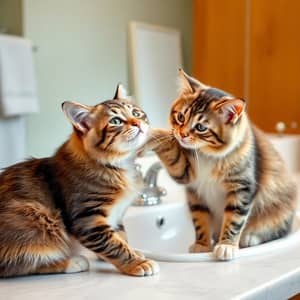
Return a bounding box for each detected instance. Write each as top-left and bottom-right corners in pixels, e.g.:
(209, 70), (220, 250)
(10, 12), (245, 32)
(127, 131), (141, 141)
(126, 127), (146, 142)
(176, 136), (198, 150)
(179, 139), (192, 148)
(175, 135), (192, 147)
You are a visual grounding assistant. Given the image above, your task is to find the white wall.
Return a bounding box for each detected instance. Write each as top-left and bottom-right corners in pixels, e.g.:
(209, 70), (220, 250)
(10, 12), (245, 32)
(23, 0), (192, 157)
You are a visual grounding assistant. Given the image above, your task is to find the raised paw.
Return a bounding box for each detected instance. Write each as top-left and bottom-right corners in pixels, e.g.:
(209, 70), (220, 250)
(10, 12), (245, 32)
(121, 259), (160, 277)
(189, 243), (212, 253)
(65, 255), (90, 273)
(213, 244), (239, 261)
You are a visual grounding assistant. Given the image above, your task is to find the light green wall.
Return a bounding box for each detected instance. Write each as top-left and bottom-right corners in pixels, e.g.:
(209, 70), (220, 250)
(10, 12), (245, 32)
(23, 0), (192, 157)
(0, 0), (23, 35)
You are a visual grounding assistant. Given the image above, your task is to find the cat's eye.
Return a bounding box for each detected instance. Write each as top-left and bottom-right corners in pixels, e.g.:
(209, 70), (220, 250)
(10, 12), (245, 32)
(195, 123), (207, 132)
(177, 112), (185, 123)
(109, 117), (123, 125)
(132, 109), (142, 118)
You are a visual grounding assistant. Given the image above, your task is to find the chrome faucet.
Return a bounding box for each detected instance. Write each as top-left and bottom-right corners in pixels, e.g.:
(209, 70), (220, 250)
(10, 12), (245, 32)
(134, 162), (167, 206)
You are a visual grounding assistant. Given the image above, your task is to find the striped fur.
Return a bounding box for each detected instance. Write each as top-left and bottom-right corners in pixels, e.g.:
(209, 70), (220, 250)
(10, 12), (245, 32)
(148, 70), (297, 261)
(0, 85), (159, 277)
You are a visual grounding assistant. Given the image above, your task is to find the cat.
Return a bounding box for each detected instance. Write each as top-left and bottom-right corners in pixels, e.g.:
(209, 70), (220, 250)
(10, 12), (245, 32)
(0, 84), (159, 277)
(147, 69), (297, 261)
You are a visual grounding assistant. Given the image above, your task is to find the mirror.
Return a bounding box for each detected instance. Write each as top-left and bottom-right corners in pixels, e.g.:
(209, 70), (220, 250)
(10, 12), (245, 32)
(129, 22), (183, 128)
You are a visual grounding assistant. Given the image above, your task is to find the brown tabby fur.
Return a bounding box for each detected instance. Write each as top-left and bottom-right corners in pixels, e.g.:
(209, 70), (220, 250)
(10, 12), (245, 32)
(148, 70), (297, 260)
(0, 85), (159, 277)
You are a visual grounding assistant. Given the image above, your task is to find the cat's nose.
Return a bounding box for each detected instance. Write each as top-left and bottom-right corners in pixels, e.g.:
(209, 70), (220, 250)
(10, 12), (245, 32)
(130, 120), (140, 128)
(180, 131), (189, 138)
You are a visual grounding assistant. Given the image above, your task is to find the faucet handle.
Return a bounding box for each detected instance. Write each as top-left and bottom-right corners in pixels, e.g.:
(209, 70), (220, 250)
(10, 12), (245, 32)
(138, 186), (167, 206)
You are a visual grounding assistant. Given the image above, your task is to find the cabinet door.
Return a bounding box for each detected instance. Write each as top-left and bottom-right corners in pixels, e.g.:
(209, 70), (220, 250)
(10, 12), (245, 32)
(193, 0), (246, 97)
(193, 0), (300, 133)
(248, 0), (300, 133)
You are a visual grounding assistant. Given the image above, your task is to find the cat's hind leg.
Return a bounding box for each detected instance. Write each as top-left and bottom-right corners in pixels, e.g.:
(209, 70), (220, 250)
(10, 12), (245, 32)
(239, 233), (262, 247)
(0, 201), (89, 277)
(240, 211), (294, 248)
(36, 255), (89, 275)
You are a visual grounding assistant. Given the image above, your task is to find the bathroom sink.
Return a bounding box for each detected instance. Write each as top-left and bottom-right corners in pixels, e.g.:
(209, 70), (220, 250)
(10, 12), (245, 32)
(124, 197), (300, 262)
(130, 141), (300, 262)
(267, 134), (300, 173)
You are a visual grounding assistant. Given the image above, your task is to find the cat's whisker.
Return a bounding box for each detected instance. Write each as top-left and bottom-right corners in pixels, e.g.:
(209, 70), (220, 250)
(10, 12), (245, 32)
(193, 149), (200, 169)
(123, 127), (142, 142)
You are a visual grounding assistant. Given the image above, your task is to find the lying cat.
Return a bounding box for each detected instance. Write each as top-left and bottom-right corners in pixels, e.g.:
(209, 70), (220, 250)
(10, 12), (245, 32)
(0, 84), (159, 277)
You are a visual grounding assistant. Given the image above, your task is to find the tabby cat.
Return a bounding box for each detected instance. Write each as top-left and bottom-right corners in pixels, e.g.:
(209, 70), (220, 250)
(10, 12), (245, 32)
(0, 84), (159, 277)
(149, 69), (297, 260)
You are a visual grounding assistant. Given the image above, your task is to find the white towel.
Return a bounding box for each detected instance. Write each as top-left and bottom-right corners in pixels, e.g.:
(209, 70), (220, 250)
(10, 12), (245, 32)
(0, 116), (26, 169)
(0, 34), (39, 116)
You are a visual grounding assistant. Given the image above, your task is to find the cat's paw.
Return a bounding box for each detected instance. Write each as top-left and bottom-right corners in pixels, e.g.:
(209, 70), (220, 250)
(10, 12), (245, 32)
(146, 128), (173, 151)
(121, 259), (160, 276)
(189, 243), (212, 253)
(213, 244), (239, 261)
(65, 255), (90, 273)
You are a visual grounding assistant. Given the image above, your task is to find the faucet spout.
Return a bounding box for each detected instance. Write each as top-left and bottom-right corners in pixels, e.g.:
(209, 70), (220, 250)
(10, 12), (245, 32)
(144, 162), (163, 187)
(134, 161), (167, 206)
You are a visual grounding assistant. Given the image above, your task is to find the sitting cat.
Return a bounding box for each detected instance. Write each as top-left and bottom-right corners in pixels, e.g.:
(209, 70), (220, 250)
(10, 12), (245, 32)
(148, 69), (297, 261)
(0, 84), (159, 277)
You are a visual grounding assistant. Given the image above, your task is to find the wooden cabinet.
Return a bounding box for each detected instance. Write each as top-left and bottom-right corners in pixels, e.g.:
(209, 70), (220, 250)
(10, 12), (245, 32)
(193, 0), (300, 134)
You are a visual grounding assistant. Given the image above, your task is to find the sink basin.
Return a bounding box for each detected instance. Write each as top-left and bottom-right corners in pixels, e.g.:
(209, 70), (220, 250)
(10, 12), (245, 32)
(131, 143), (300, 262)
(124, 199), (300, 262)
(267, 134), (300, 173)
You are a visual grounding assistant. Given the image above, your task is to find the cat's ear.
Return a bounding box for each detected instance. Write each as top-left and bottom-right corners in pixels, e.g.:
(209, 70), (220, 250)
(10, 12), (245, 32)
(62, 101), (93, 134)
(113, 83), (128, 100)
(212, 98), (246, 124)
(178, 68), (208, 94)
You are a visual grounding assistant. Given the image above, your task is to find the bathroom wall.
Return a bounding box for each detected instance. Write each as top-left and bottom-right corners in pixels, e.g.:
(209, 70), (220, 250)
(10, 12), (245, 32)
(22, 0), (193, 157)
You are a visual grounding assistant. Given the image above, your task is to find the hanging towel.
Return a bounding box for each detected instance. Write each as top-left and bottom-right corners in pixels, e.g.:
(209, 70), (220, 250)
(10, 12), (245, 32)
(0, 34), (39, 116)
(0, 116), (26, 169)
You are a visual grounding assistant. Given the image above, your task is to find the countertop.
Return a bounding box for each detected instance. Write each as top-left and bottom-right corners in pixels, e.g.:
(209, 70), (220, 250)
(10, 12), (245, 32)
(1, 174), (300, 300)
(1, 245), (300, 300)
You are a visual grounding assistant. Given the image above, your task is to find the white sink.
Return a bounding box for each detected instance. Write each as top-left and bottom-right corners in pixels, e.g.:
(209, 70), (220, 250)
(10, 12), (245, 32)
(130, 139), (300, 262)
(124, 198), (300, 262)
(267, 134), (300, 173)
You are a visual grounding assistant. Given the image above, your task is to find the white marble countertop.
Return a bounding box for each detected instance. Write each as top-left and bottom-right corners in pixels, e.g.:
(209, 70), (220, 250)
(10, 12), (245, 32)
(1, 245), (300, 300)
(1, 174), (300, 300)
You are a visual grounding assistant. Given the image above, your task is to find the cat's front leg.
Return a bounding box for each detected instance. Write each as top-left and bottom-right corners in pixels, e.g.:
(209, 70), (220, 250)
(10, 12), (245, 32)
(115, 223), (127, 242)
(146, 128), (196, 184)
(115, 223), (145, 258)
(214, 182), (254, 261)
(186, 188), (212, 253)
(74, 220), (158, 276)
(143, 128), (173, 152)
